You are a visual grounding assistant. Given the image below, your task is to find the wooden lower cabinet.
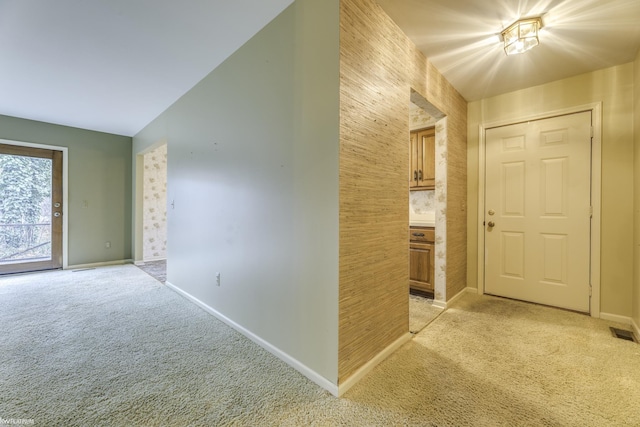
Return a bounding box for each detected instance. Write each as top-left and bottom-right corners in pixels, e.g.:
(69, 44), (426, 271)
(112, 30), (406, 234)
(410, 227), (434, 295)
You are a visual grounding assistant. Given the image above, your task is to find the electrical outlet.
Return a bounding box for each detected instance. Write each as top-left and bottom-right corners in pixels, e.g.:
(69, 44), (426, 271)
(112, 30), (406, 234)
(105, 241), (111, 249)
(216, 272), (221, 286)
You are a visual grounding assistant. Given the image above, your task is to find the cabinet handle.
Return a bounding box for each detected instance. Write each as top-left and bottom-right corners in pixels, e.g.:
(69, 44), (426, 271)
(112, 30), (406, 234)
(413, 170), (417, 181)
(418, 170), (423, 181)
(412, 232), (425, 237)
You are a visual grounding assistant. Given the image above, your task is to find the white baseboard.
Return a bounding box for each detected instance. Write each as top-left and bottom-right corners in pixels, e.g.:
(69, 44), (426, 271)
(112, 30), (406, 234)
(632, 318), (640, 338)
(142, 257), (167, 263)
(432, 299), (446, 309)
(164, 281), (339, 397)
(435, 287), (477, 310)
(337, 332), (412, 397)
(67, 259), (133, 270)
(599, 312), (632, 326)
(135, 257), (167, 266)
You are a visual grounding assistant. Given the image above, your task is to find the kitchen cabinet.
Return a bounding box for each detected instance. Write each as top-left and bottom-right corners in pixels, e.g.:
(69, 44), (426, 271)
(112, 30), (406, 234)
(410, 127), (435, 190)
(410, 226), (434, 296)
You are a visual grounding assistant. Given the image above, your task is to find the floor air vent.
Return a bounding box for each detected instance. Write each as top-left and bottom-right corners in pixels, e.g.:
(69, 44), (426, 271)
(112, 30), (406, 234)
(610, 327), (638, 343)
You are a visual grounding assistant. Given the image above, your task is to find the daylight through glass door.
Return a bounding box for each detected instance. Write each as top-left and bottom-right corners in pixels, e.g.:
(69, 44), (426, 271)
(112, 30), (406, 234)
(0, 143), (63, 274)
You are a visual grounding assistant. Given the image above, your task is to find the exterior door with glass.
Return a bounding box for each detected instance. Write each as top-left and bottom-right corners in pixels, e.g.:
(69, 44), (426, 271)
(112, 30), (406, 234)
(0, 143), (63, 274)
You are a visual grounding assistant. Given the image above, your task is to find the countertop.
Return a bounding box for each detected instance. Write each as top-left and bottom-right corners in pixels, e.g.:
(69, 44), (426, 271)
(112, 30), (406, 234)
(410, 211), (435, 227)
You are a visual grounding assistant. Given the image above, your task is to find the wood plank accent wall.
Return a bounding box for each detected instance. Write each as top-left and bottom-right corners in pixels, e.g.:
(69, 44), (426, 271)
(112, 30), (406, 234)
(338, 0), (467, 383)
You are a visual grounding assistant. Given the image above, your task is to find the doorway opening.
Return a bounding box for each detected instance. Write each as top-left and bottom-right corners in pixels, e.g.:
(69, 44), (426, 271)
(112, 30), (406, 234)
(134, 140), (168, 281)
(0, 141), (66, 275)
(408, 90), (447, 332)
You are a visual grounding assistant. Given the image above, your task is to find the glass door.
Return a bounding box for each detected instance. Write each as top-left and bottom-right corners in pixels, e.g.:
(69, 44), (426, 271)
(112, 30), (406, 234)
(0, 143), (63, 274)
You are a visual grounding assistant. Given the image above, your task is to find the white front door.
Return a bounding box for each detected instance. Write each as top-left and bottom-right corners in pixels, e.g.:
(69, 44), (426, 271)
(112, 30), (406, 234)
(484, 111), (592, 312)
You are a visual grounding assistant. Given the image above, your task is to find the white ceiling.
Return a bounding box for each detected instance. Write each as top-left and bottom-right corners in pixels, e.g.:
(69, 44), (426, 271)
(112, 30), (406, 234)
(0, 0), (293, 136)
(2, 1), (638, 136)
(376, 0), (640, 101)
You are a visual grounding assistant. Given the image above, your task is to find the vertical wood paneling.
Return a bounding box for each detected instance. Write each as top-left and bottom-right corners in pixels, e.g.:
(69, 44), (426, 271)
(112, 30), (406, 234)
(338, 0), (467, 382)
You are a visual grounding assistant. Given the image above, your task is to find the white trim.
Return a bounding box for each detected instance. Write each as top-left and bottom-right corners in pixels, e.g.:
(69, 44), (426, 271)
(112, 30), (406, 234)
(67, 259), (133, 270)
(434, 287), (477, 310)
(337, 332), (412, 397)
(599, 312), (632, 326)
(590, 103), (602, 318)
(164, 280), (340, 397)
(476, 103), (602, 318)
(432, 299), (447, 310)
(142, 257), (167, 263)
(0, 138), (69, 269)
(632, 318), (640, 338)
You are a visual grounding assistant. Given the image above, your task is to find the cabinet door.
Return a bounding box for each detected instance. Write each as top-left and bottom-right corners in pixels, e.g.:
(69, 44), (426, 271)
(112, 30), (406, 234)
(418, 128), (435, 189)
(409, 242), (434, 294)
(409, 127), (435, 190)
(410, 131), (419, 188)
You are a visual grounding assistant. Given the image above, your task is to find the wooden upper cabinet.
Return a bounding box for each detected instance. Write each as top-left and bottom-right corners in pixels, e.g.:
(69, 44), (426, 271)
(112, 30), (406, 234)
(409, 127), (435, 190)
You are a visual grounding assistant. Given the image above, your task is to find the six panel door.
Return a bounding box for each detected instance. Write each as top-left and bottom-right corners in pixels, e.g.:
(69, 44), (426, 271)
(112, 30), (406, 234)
(484, 111), (592, 312)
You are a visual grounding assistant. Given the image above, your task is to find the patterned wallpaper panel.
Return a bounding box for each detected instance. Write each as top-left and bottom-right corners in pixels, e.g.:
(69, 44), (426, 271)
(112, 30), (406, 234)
(409, 190), (435, 214)
(410, 101), (436, 130)
(143, 144), (167, 261)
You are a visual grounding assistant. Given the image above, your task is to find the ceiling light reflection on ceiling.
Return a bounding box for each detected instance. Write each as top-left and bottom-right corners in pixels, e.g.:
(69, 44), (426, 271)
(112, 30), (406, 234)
(501, 17), (542, 56)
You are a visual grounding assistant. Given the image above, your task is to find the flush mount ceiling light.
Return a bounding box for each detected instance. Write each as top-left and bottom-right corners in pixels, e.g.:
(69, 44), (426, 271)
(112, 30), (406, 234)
(501, 17), (542, 56)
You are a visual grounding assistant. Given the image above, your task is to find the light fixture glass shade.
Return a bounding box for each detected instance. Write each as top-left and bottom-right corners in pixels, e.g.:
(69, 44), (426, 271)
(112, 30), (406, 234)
(502, 18), (541, 55)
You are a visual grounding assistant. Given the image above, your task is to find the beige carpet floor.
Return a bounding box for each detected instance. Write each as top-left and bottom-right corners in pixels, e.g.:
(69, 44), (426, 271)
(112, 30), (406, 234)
(1, 265), (639, 426)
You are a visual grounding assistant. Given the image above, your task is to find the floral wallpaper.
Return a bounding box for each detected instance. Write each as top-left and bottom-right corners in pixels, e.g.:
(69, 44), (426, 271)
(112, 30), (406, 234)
(410, 190), (435, 214)
(143, 144), (167, 261)
(434, 118), (447, 303)
(410, 101), (437, 130)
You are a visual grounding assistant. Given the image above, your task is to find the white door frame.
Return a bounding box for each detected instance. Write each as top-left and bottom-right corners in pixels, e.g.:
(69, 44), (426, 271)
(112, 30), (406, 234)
(476, 103), (602, 317)
(0, 138), (69, 269)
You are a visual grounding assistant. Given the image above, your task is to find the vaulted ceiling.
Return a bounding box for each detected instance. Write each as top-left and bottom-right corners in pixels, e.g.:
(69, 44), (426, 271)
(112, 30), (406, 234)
(0, 0), (293, 136)
(0, 0), (638, 136)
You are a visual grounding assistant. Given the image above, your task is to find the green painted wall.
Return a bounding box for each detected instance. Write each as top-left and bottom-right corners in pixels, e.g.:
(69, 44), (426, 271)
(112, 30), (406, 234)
(133, 0), (339, 385)
(0, 115), (132, 266)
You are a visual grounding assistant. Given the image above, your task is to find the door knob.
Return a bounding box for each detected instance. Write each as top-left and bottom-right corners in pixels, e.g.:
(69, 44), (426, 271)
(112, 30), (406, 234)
(487, 221), (495, 227)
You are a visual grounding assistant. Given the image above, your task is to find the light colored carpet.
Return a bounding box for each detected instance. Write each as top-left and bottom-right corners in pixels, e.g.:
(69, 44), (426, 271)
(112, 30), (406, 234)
(2, 265), (640, 426)
(409, 294), (443, 334)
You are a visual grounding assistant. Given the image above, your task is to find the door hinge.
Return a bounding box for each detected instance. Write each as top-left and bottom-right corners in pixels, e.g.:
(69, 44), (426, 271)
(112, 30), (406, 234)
(590, 126), (594, 138)
(589, 206), (593, 218)
(589, 286), (592, 297)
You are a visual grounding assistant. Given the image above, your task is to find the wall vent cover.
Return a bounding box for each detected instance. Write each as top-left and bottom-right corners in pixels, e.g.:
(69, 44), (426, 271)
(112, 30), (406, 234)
(610, 327), (638, 343)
